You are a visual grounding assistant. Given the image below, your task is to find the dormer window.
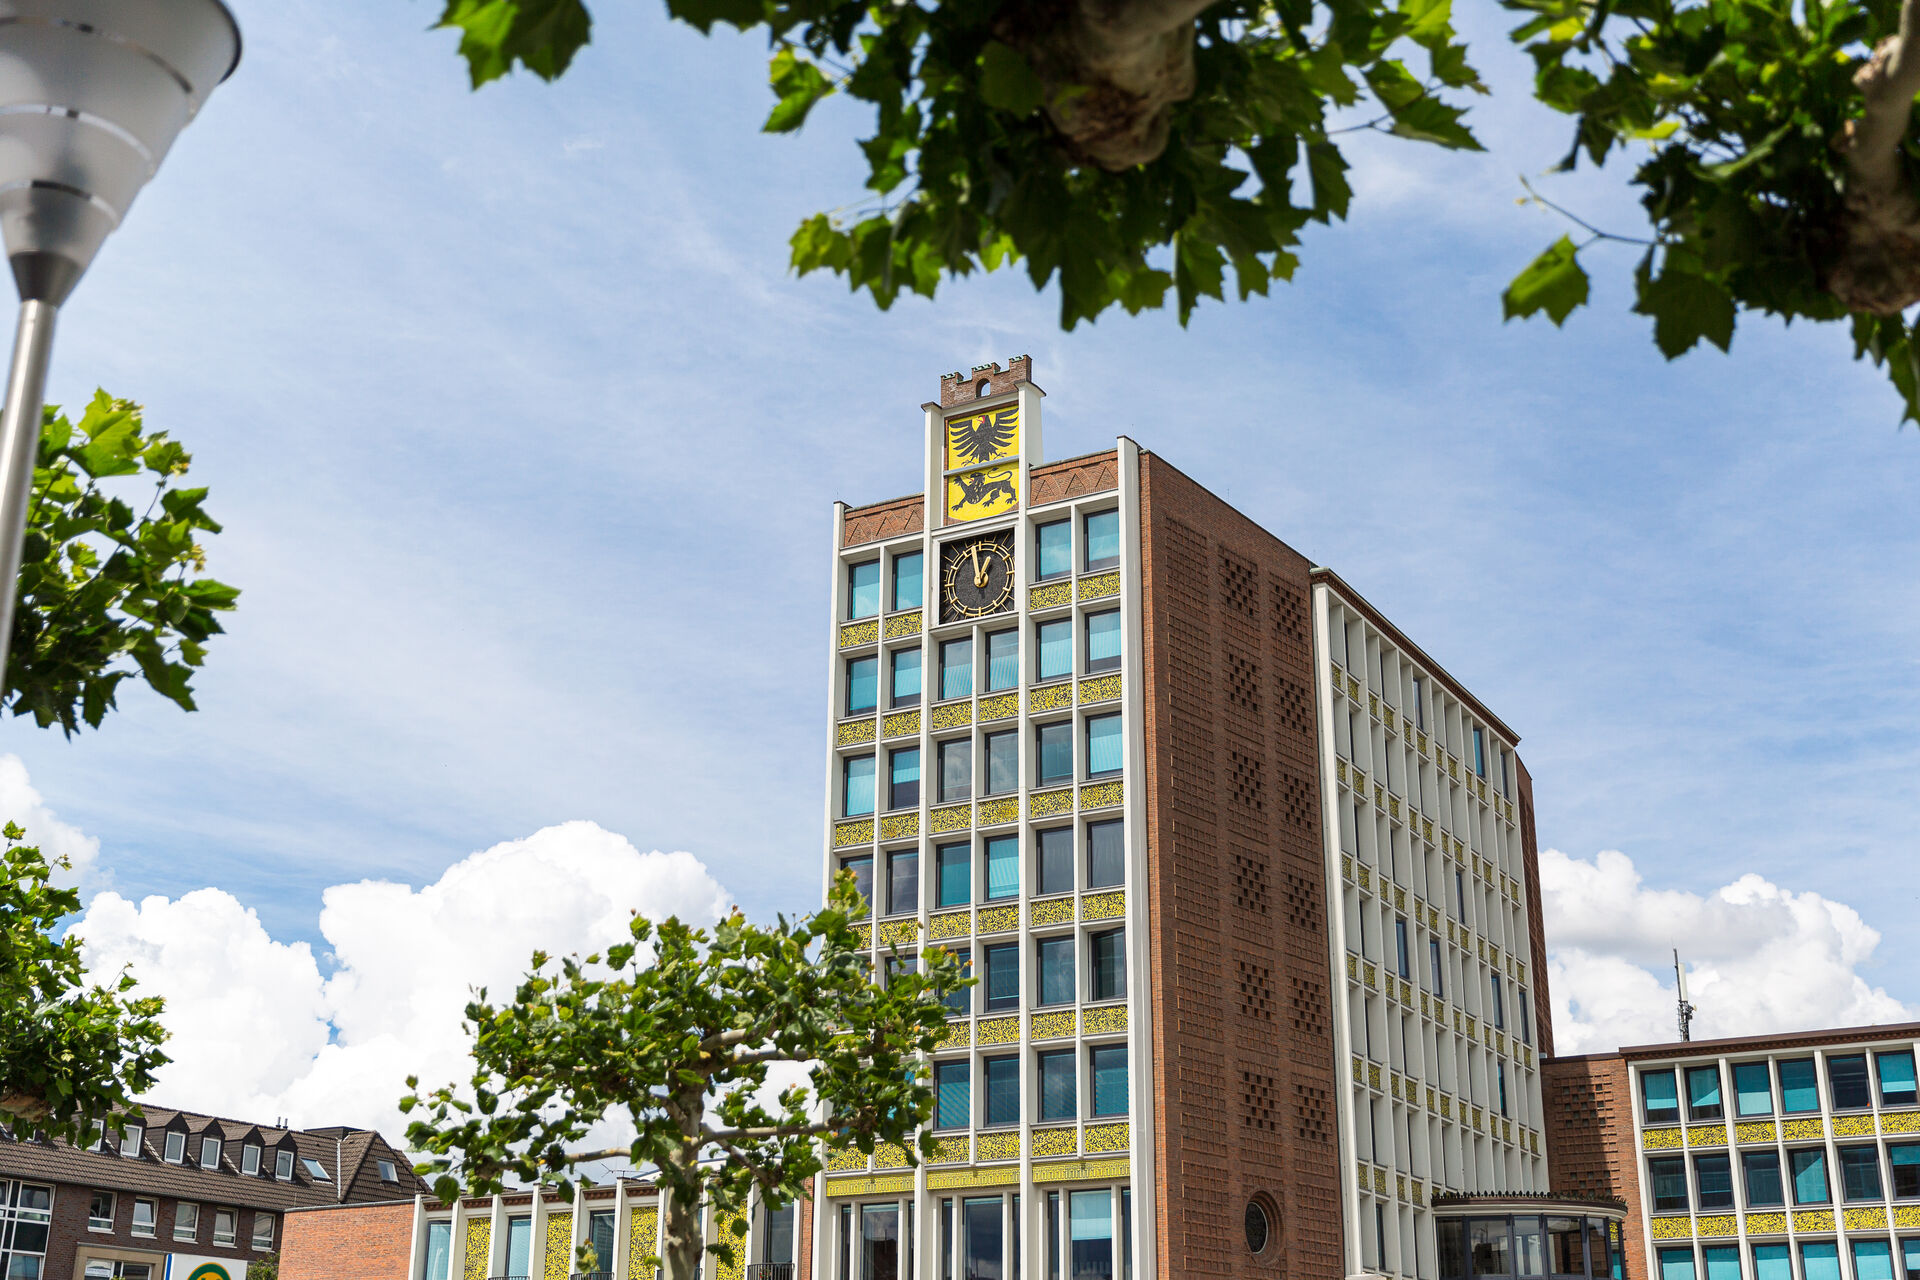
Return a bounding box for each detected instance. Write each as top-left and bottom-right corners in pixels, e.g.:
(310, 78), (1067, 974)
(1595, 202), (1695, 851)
(200, 1137), (222, 1168)
(118, 1124), (143, 1157)
(300, 1157), (331, 1181)
(241, 1144), (261, 1175)
(275, 1149), (294, 1181)
(164, 1131), (186, 1163)
(377, 1158), (397, 1182)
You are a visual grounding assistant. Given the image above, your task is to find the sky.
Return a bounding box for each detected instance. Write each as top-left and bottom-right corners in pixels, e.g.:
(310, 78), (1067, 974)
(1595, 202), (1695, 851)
(4, 0), (1917, 1135)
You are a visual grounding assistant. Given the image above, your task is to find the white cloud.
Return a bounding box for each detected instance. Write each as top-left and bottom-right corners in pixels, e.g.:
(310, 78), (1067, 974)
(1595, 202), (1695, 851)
(1542, 848), (1917, 1054)
(0, 752), (101, 886)
(72, 818), (731, 1144)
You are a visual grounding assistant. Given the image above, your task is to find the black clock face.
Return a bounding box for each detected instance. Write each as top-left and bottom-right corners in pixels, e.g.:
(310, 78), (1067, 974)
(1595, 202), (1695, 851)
(941, 534), (1015, 621)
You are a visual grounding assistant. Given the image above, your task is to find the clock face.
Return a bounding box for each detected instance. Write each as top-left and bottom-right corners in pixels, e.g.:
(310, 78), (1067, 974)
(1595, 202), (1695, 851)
(941, 534), (1015, 621)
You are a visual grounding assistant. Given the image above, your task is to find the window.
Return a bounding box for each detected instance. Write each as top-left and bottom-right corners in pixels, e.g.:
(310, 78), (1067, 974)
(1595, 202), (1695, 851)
(1830, 1054), (1873, 1110)
(848, 560), (880, 619)
(132, 1197), (157, 1237)
(1084, 611), (1120, 673)
(840, 854), (874, 916)
(1413, 677), (1426, 730)
(939, 740), (972, 803)
(1037, 827), (1073, 896)
(1891, 1144), (1920, 1198)
(985, 730), (1018, 795)
(1090, 930), (1126, 1002)
(118, 1124), (143, 1157)
(1547, 1217), (1583, 1275)
(985, 836), (1019, 901)
(936, 1060), (970, 1129)
(843, 755), (876, 817)
(1686, 1066), (1723, 1121)
(1751, 1245), (1792, 1280)
(301, 1157), (332, 1180)
(1791, 1148), (1830, 1204)
(1744, 1150), (1784, 1207)
(1701, 1247), (1740, 1280)
(888, 850), (919, 916)
(1841, 1145), (1885, 1201)
(1497, 1062), (1509, 1117)
(1086, 820), (1124, 888)
(425, 1222), (455, 1280)
(1428, 940), (1445, 997)
(164, 1129), (186, 1163)
(1854, 1240), (1895, 1280)
(1085, 714), (1121, 777)
(1038, 1050), (1076, 1121)
(940, 637), (973, 701)
(1036, 722), (1073, 786)
(1883, 1052), (1919, 1106)
(88, 1191), (114, 1230)
(1090, 1044), (1128, 1116)
(883, 952), (915, 988)
(846, 656), (878, 714)
(1695, 1153), (1734, 1210)
(1519, 988), (1532, 1045)
(1037, 936), (1074, 1006)
(984, 1056), (1020, 1126)
(893, 551), (923, 612)
(889, 747), (920, 810)
(246, 1211), (274, 1251)
(1733, 1062), (1773, 1116)
(1779, 1058), (1819, 1112)
(590, 1210), (619, 1272)
(936, 843), (971, 908)
(1657, 1249), (1695, 1280)
(942, 948), (971, 1016)
(1489, 973), (1505, 1028)
(1084, 511), (1119, 572)
(1472, 727), (1486, 777)
(891, 647), (924, 708)
(1801, 1242), (1841, 1280)
(1455, 869), (1466, 921)
(1647, 1156), (1688, 1211)
(276, 1148), (295, 1180)
(1392, 919), (1409, 979)
(985, 630), (1018, 692)
(378, 1157), (398, 1182)
(1036, 520), (1070, 580)
(213, 1207), (238, 1247)
(985, 943), (1019, 1011)
(1642, 1070), (1680, 1125)
(1037, 619), (1071, 681)
(201, 1136), (222, 1168)
(241, 1143), (261, 1175)
(1903, 1241), (1920, 1280)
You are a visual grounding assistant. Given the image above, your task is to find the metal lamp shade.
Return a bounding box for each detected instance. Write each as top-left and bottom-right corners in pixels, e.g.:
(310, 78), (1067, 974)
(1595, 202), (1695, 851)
(0, 0), (239, 304)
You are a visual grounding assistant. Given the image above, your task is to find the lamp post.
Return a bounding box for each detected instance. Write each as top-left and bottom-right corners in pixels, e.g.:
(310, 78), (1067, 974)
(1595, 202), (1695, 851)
(0, 0), (240, 674)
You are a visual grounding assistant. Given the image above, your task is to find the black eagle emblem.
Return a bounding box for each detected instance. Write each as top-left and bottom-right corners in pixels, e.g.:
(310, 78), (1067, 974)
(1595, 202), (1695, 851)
(952, 468), (1018, 509)
(948, 406), (1018, 466)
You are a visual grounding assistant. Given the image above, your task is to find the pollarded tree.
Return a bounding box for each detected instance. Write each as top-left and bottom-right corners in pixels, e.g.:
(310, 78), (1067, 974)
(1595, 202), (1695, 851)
(426, 0), (1920, 421)
(402, 877), (969, 1280)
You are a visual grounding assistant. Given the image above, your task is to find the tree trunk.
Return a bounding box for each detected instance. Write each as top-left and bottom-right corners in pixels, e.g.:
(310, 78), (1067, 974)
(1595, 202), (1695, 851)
(659, 1178), (706, 1280)
(1830, 0), (1920, 312)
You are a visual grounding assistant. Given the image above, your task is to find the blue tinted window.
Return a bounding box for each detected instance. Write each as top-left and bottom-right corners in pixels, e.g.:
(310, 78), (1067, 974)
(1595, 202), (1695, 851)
(1840, 1145), (1883, 1201)
(1036, 936), (1074, 1006)
(1902, 1241), (1920, 1280)
(1744, 1151), (1783, 1207)
(843, 756), (876, 817)
(1491, 974), (1505, 1028)
(1036, 521), (1070, 580)
(1037, 722), (1073, 785)
(1090, 1044), (1127, 1116)
(1085, 611), (1121, 673)
(1086, 715), (1122, 777)
(1800, 1242), (1840, 1280)
(1780, 1059), (1819, 1112)
(1648, 1157), (1688, 1211)
(888, 849), (918, 916)
(1696, 1154), (1733, 1210)
(889, 748), (920, 810)
(1854, 1241), (1894, 1280)
(840, 854), (873, 917)
(1791, 1149), (1830, 1204)
(1733, 1062), (1772, 1117)
(1751, 1245), (1791, 1280)
(939, 740), (971, 803)
(891, 648), (921, 706)
(984, 836), (1019, 900)
(1394, 920), (1409, 979)
(984, 1055), (1019, 1126)
(936, 843), (970, 908)
(1643, 1070), (1680, 1124)
(1086, 820), (1124, 888)
(1037, 827), (1073, 896)
(986, 630), (1018, 692)
(1038, 1050), (1076, 1122)
(1888, 1143), (1920, 1198)
(848, 560), (880, 619)
(1701, 1247), (1739, 1280)
(1084, 511), (1119, 571)
(1657, 1249), (1694, 1280)
(1881, 1052), (1918, 1106)
(1037, 620), (1072, 681)
(1687, 1067), (1723, 1120)
(942, 947), (970, 1016)
(892, 552), (923, 612)
(847, 657), (878, 714)
(986, 731), (1017, 795)
(940, 638), (973, 700)
(984, 943), (1019, 1011)
(936, 1060), (970, 1129)
(1830, 1055), (1872, 1110)
(1473, 727), (1486, 777)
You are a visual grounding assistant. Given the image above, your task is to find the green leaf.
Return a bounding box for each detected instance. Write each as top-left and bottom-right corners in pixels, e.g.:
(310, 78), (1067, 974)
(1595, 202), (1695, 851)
(437, 0), (591, 87)
(1503, 236), (1590, 324)
(978, 42), (1044, 117)
(1635, 263), (1736, 357)
(764, 48), (834, 133)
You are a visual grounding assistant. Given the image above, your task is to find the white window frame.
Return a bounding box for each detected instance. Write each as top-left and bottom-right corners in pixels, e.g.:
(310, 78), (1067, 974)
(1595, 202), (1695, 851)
(163, 1130), (185, 1163)
(118, 1123), (143, 1157)
(200, 1136), (222, 1168)
(377, 1157), (398, 1182)
(251, 1212), (275, 1250)
(241, 1143), (260, 1175)
(88, 1189), (115, 1231)
(213, 1206), (237, 1246)
(175, 1201), (200, 1242)
(275, 1148), (295, 1180)
(131, 1196), (157, 1237)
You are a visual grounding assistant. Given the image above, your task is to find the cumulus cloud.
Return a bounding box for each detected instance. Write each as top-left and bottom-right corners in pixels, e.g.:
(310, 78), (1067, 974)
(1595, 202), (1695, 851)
(1540, 848), (1917, 1054)
(0, 753), (101, 885)
(71, 819), (730, 1143)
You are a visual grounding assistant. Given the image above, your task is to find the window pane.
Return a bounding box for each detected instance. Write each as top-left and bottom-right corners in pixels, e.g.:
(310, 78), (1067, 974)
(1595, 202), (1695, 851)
(1085, 611), (1121, 673)
(1648, 1157), (1688, 1211)
(1036, 521), (1070, 580)
(1780, 1059), (1819, 1112)
(847, 657), (878, 713)
(985, 943), (1019, 1010)
(986, 630), (1019, 692)
(941, 638), (973, 700)
(1037, 620), (1072, 681)
(986, 731), (1018, 795)
(890, 748), (921, 810)
(1472, 1222), (1513, 1276)
(1696, 1155), (1734, 1210)
(1037, 722), (1073, 785)
(892, 649), (922, 706)
(1513, 1218), (1545, 1278)
(940, 740), (972, 803)
(1687, 1067), (1723, 1120)
(849, 561), (881, 619)
(1428, 940), (1445, 997)
(937, 843), (971, 908)
(1801, 1242), (1840, 1280)
(1643, 1070), (1680, 1124)
(1546, 1217), (1583, 1276)
(1841, 1145), (1884, 1201)
(1084, 512), (1119, 571)
(1069, 1191), (1114, 1280)
(1039, 1051), (1076, 1122)
(936, 1061), (970, 1129)
(1903, 1241), (1920, 1280)
(1855, 1241), (1895, 1280)
(844, 756), (876, 817)
(1090, 1044), (1128, 1116)
(1091, 930), (1126, 1002)
(1086, 715), (1122, 777)
(1037, 828), (1074, 896)
(964, 1197), (1003, 1280)
(425, 1222), (453, 1280)
(1744, 1151), (1784, 1207)
(1830, 1055), (1872, 1110)
(985, 837), (1019, 901)
(943, 948), (971, 1016)
(1882, 1053), (1919, 1106)
(1037, 936), (1074, 1006)
(893, 552), (923, 612)
(889, 850), (919, 916)
(841, 855), (873, 916)
(1751, 1245), (1791, 1280)
(1734, 1062), (1773, 1117)
(1656, 1250), (1695, 1280)
(1702, 1247), (1739, 1280)
(1888, 1144), (1920, 1198)
(1087, 821), (1124, 888)
(1791, 1148), (1830, 1204)
(985, 1057), (1020, 1126)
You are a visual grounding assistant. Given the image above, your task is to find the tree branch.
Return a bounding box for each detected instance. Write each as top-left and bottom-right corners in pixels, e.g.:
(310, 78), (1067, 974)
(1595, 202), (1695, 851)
(703, 1121), (837, 1142)
(563, 1147), (637, 1164)
(1841, 0), (1920, 202)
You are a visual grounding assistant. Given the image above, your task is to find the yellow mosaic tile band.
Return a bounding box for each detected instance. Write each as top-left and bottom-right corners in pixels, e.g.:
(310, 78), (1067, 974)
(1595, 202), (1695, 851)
(1079, 675), (1122, 704)
(977, 798), (1018, 826)
(1081, 892), (1125, 922)
(979, 694), (1019, 722)
(826, 1173), (915, 1196)
(1030, 1010), (1076, 1039)
(1844, 1207), (1888, 1230)
(1649, 1217), (1692, 1241)
(1077, 572), (1120, 601)
(1029, 684), (1073, 713)
(884, 611), (923, 639)
(1082, 1004), (1128, 1034)
(1694, 1216), (1736, 1239)
(977, 905), (1019, 934)
(1029, 582), (1072, 610)
(840, 620), (878, 648)
(1883, 1111), (1920, 1135)
(928, 1167), (1021, 1190)
(1781, 1118), (1825, 1141)
(931, 1135), (970, 1164)
(1030, 897), (1075, 927)
(834, 820), (873, 848)
(878, 918), (920, 946)
(838, 720), (876, 746)
(544, 1212), (574, 1280)
(1030, 789), (1074, 818)
(931, 702), (973, 730)
(1031, 1127), (1079, 1157)
(628, 1206), (658, 1280)
(1032, 1158), (1130, 1184)
(1832, 1114), (1875, 1137)
(1686, 1125), (1728, 1147)
(1084, 1123), (1129, 1153)
(1744, 1213), (1788, 1236)
(883, 711), (920, 738)
(930, 911), (969, 940)
(1734, 1121), (1777, 1144)
(1792, 1210), (1834, 1232)
(936, 1022), (971, 1049)
(1642, 1128), (1682, 1151)
(1080, 781), (1123, 811)
(879, 814), (919, 841)
(976, 1130), (1021, 1161)
(977, 1016), (1019, 1045)
(464, 1220), (491, 1280)
(872, 1143), (911, 1170)
(713, 1216), (747, 1280)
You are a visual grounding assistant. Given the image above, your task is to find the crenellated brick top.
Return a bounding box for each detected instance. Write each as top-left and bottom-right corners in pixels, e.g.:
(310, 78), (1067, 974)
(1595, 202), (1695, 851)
(1030, 449), (1119, 507)
(842, 493), (924, 547)
(939, 356), (1032, 407)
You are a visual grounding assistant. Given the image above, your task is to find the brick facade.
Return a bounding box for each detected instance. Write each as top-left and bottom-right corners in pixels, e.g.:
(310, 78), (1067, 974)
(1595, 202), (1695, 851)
(38, 1185), (279, 1279)
(1541, 1055), (1645, 1280)
(281, 1199), (414, 1280)
(1138, 452), (1343, 1280)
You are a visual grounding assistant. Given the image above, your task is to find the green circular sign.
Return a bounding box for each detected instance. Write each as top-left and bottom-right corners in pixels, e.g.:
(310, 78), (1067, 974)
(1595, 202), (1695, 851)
(187, 1265), (233, 1280)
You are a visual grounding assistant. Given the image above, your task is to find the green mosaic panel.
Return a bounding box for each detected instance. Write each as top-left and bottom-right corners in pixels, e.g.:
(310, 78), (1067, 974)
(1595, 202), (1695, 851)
(1030, 897), (1075, 926)
(1030, 1010), (1076, 1039)
(1031, 1127), (1079, 1157)
(977, 1130), (1021, 1161)
(930, 805), (970, 834)
(931, 1135), (970, 1164)
(1079, 781), (1123, 811)
(1030, 789), (1074, 818)
(932, 702), (973, 729)
(1029, 684), (1074, 713)
(879, 813), (919, 841)
(1745, 1213), (1788, 1236)
(878, 918), (920, 946)
(834, 820), (873, 848)
(840, 620), (878, 648)
(545, 1212), (574, 1280)
(1081, 891), (1125, 922)
(466, 1219), (491, 1280)
(838, 720), (876, 746)
(884, 611), (923, 639)
(977, 1016), (1019, 1045)
(979, 694), (1019, 722)
(1085, 1123), (1129, 1154)
(1077, 572), (1120, 601)
(883, 711), (920, 738)
(977, 798), (1018, 825)
(628, 1207), (658, 1280)
(1082, 1004), (1128, 1034)
(978, 905), (1019, 933)
(1029, 582), (1072, 610)
(1078, 675), (1122, 704)
(1793, 1211), (1835, 1232)
(930, 911), (969, 940)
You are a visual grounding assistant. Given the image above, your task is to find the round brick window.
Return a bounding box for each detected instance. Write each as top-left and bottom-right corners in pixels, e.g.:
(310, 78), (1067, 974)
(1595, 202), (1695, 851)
(1245, 1199), (1272, 1254)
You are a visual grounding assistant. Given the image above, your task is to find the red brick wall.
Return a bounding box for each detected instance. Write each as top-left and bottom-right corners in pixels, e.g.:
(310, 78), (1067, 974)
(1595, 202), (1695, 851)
(1139, 452), (1343, 1280)
(281, 1201), (414, 1280)
(842, 495), (923, 548)
(1542, 1055), (1644, 1280)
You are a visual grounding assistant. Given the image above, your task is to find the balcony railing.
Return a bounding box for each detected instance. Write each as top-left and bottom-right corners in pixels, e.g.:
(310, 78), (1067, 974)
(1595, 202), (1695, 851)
(570, 1273), (617, 1280)
(747, 1265), (796, 1280)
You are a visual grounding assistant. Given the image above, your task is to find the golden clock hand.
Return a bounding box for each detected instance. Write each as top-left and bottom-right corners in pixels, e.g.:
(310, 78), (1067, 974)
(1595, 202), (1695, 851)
(977, 551), (995, 589)
(969, 544), (981, 581)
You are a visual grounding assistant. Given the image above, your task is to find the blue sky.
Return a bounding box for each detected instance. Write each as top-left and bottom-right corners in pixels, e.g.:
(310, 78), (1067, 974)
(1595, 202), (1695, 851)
(17, 0), (1920, 1026)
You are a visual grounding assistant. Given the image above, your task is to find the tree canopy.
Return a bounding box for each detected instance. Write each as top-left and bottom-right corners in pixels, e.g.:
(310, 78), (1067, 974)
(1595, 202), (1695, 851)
(431, 0), (1920, 421)
(402, 877), (969, 1280)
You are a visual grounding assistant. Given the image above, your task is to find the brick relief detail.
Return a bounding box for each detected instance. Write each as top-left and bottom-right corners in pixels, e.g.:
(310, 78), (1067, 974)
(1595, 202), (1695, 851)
(1030, 451), (1120, 507)
(1543, 1055), (1646, 1280)
(842, 494), (924, 548)
(1141, 453), (1339, 1280)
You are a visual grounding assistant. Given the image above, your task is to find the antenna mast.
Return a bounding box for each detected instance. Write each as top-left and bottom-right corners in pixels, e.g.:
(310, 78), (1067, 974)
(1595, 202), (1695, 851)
(1674, 949), (1696, 1042)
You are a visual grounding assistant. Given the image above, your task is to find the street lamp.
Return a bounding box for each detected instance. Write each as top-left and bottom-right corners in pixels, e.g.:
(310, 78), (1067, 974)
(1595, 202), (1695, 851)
(0, 0), (240, 672)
